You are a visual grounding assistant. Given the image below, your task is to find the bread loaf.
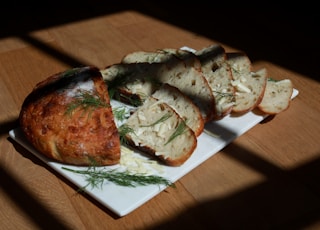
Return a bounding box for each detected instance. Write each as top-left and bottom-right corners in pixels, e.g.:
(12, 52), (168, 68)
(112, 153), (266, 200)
(19, 66), (121, 166)
(258, 78), (293, 114)
(195, 44), (235, 119)
(123, 96), (197, 166)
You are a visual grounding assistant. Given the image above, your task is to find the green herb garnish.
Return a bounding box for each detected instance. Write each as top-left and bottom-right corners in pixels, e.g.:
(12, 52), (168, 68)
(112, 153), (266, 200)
(112, 106), (129, 122)
(213, 90), (235, 101)
(119, 93), (144, 107)
(140, 114), (172, 127)
(61, 68), (80, 78)
(165, 120), (188, 145)
(65, 90), (108, 117)
(118, 124), (135, 145)
(62, 166), (174, 190)
(268, 77), (279, 82)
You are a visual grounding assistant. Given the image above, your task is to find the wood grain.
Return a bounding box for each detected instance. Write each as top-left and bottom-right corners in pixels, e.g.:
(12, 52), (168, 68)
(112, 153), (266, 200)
(0, 7), (319, 230)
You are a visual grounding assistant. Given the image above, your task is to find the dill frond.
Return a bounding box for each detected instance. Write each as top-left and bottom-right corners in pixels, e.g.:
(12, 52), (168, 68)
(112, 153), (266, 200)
(61, 166), (174, 190)
(118, 124), (135, 145)
(112, 106), (129, 122)
(140, 114), (172, 127)
(165, 120), (188, 145)
(213, 90), (235, 101)
(268, 77), (278, 82)
(65, 90), (108, 117)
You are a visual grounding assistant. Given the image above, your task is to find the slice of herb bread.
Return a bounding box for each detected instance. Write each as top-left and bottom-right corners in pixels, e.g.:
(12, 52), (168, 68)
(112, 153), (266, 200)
(122, 49), (174, 64)
(121, 48), (216, 122)
(123, 96), (197, 166)
(100, 63), (161, 106)
(152, 83), (204, 137)
(258, 78), (293, 114)
(226, 52), (267, 114)
(195, 44), (235, 119)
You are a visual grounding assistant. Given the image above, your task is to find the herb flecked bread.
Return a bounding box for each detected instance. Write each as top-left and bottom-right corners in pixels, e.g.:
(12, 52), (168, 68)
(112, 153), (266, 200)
(226, 52), (267, 114)
(100, 62), (159, 106)
(152, 83), (204, 137)
(195, 44), (235, 119)
(123, 96), (197, 166)
(258, 78), (293, 114)
(120, 48), (216, 122)
(19, 66), (121, 166)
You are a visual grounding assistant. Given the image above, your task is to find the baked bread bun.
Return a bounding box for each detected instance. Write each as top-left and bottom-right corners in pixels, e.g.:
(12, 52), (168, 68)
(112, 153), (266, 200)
(226, 52), (267, 114)
(19, 66), (121, 166)
(258, 78), (293, 114)
(195, 44), (235, 119)
(123, 96), (197, 166)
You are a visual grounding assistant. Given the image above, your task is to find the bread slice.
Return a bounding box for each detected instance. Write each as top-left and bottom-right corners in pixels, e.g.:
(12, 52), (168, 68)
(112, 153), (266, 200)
(122, 49), (175, 64)
(158, 48), (203, 72)
(195, 44), (235, 119)
(152, 83), (204, 137)
(226, 53), (267, 114)
(258, 78), (293, 114)
(100, 63), (161, 106)
(120, 49), (216, 122)
(158, 58), (215, 122)
(123, 96), (197, 166)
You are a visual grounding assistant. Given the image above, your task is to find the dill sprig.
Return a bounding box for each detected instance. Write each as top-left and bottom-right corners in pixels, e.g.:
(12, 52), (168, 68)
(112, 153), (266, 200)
(112, 106), (129, 122)
(268, 77), (278, 82)
(213, 90), (235, 102)
(65, 90), (108, 116)
(61, 68), (80, 78)
(165, 120), (188, 145)
(118, 124), (135, 145)
(140, 114), (172, 127)
(120, 93), (144, 107)
(61, 166), (174, 190)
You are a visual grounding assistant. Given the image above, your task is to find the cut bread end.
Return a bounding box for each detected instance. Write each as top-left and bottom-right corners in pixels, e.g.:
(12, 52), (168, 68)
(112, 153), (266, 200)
(258, 78), (293, 114)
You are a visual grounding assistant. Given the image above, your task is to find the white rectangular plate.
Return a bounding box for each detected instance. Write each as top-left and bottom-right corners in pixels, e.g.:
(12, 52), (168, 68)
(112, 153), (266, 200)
(9, 86), (298, 217)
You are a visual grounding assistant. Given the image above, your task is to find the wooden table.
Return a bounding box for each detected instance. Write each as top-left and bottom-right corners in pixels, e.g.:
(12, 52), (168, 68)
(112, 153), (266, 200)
(1, 4), (320, 230)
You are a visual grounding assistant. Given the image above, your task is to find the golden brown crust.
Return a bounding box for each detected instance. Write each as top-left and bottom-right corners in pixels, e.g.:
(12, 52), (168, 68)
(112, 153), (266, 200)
(19, 66), (121, 166)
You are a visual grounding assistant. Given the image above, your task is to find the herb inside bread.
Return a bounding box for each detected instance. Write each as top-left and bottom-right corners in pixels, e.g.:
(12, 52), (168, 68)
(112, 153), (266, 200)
(226, 53), (267, 114)
(119, 48), (216, 122)
(123, 96), (197, 166)
(258, 78), (293, 114)
(152, 83), (204, 137)
(195, 44), (235, 119)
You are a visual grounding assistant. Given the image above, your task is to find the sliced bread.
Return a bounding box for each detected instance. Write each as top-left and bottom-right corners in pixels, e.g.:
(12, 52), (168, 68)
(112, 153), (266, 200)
(100, 63), (161, 106)
(195, 44), (235, 119)
(121, 49), (173, 64)
(152, 83), (204, 137)
(258, 78), (293, 114)
(226, 52), (267, 114)
(121, 49), (216, 122)
(123, 96), (197, 166)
